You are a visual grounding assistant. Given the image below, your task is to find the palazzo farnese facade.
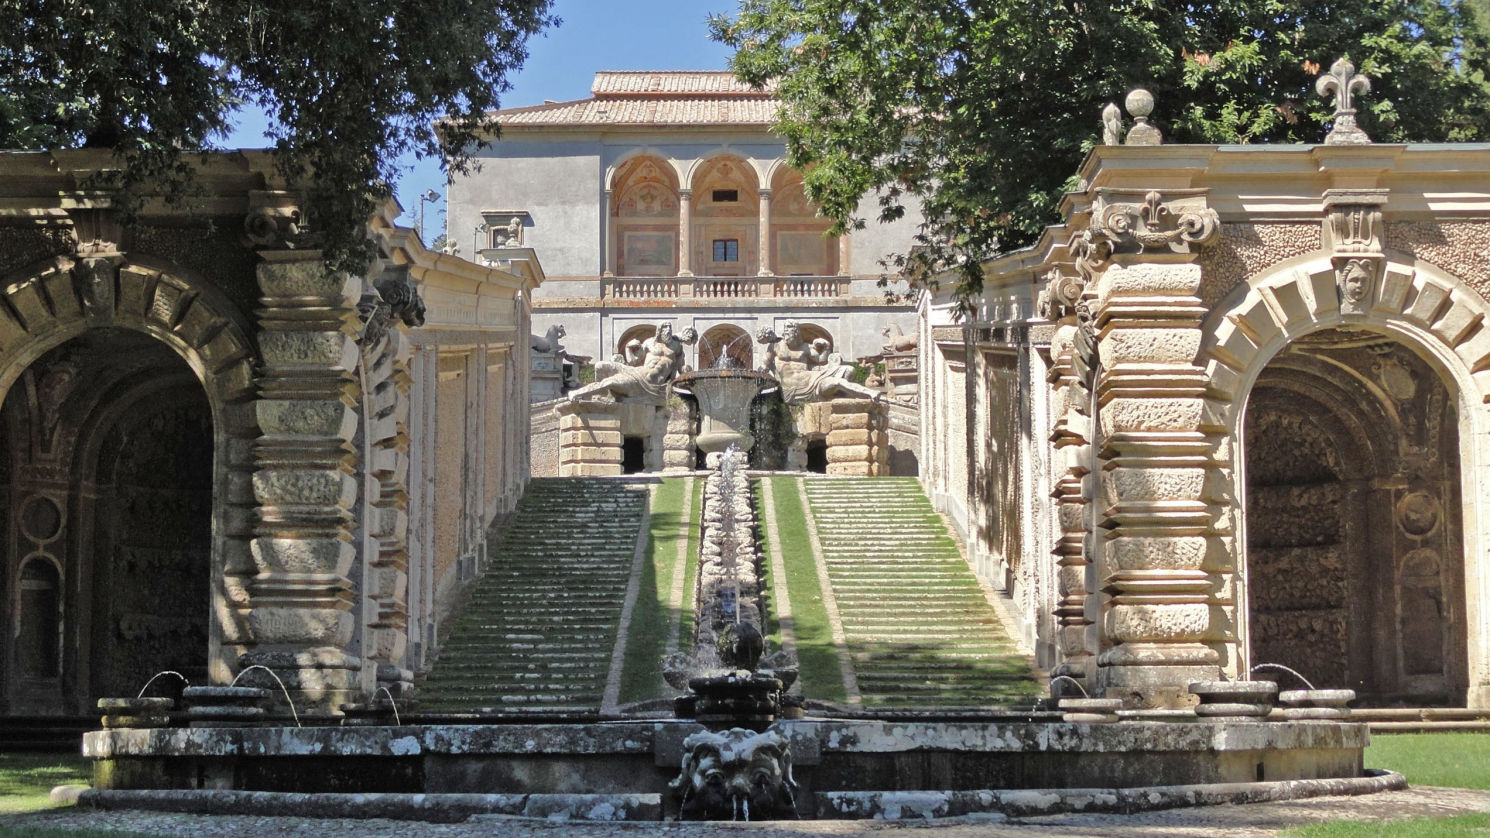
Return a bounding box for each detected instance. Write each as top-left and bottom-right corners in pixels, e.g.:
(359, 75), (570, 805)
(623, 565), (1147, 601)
(0, 150), (540, 716)
(445, 71), (922, 397)
(922, 96), (1490, 709)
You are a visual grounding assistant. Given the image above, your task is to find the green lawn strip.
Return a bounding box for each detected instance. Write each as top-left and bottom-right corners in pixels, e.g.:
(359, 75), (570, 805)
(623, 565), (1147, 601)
(765, 477), (846, 702)
(1284, 812), (1490, 837)
(1280, 733), (1490, 837)
(754, 481), (781, 649)
(0, 754), (90, 814)
(675, 478), (702, 656)
(617, 478), (686, 705)
(1364, 732), (1490, 790)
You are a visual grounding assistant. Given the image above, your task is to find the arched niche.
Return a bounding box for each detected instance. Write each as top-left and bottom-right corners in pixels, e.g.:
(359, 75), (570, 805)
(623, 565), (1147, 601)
(699, 324), (752, 371)
(795, 322), (835, 353)
(1200, 255), (1490, 706)
(615, 324), (658, 362)
(0, 257), (257, 713)
(15, 557), (61, 680)
(612, 155), (680, 277)
(3, 328), (213, 707)
(691, 155), (760, 276)
(1242, 329), (1464, 702)
(770, 168), (836, 276)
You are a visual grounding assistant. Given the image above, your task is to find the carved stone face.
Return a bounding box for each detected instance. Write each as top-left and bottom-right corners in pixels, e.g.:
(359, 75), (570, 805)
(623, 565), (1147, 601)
(657, 323), (673, 342)
(781, 321), (800, 342)
(1342, 259), (1370, 302)
(673, 728), (796, 821)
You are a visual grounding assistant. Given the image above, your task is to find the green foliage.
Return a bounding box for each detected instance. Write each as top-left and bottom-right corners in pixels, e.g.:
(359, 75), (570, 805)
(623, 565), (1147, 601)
(0, 0), (556, 276)
(0, 753), (90, 813)
(712, 0), (1490, 306)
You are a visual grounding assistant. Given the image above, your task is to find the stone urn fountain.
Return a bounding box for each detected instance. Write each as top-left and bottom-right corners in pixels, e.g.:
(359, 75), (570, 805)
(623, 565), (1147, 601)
(672, 370), (777, 464)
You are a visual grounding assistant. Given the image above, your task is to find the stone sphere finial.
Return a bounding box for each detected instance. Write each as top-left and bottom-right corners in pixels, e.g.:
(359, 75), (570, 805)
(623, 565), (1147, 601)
(1123, 88), (1162, 146)
(1124, 89), (1155, 119)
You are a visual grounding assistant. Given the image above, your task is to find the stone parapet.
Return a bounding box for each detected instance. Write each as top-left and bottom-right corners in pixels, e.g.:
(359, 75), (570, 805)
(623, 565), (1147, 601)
(556, 400), (624, 476)
(825, 398), (888, 476)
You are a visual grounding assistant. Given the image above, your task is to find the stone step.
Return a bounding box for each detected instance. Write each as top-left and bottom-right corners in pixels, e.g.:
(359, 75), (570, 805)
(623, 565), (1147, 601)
(421, 695), (605, 707)
(833, 594), (989, 605)
(839, 611), (1002, 622)
(431, 660), (609, 673)
(451, 624), (619, 636)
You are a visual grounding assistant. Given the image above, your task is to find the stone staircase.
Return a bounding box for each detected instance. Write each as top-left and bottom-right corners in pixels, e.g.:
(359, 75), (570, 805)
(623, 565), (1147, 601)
(417, 478), (648, 714)
(800, 477), (1040, 707)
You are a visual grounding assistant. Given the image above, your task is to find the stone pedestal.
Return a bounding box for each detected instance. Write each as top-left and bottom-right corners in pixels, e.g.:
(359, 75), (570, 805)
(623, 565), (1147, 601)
(1093, 260), (1224, 707)
(530, 352), (564, 401)
(883, 351), (919, 402)
(825, 399), (888, 476)
(246, 252), (365, 714)
(662, 399), (697, 472)
(557, 400), (624, 476)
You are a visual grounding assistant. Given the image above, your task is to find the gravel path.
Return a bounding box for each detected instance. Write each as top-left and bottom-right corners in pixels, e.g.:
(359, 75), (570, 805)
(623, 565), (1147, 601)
(6, 786), (1490, 837)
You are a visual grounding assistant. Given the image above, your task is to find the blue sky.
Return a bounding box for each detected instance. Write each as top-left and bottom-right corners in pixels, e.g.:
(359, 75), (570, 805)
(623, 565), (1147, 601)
(225, 0), (735, 247)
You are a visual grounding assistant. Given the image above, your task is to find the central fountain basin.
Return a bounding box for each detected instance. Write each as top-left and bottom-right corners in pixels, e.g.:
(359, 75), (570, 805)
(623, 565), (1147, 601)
(83, 716), (1368, 820)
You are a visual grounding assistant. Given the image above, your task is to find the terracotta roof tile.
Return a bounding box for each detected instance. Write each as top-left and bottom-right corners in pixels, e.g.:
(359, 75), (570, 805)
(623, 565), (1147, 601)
(590, 71), (775, 97)
(491, 71), (778, 127)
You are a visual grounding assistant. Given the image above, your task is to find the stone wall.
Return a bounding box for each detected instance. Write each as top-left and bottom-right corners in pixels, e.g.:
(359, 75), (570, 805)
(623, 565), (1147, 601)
(0, 150), (542, 715)
(921, 142), (1490, 709)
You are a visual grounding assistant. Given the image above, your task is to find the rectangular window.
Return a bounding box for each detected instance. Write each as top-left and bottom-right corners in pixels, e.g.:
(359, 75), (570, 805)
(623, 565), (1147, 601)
(712, 239), (739, 262)
(712, 189), (739, 203)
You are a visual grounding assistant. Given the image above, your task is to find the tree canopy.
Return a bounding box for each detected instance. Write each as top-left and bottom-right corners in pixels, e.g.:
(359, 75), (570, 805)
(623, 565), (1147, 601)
(710, 0), (1490, 302)
(0, 0), (556, 274)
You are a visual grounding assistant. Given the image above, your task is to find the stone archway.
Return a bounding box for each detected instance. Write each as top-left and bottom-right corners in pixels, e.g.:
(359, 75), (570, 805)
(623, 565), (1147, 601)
(0, 255), (257, 712)
(1243, 329), (1465, 703)
(1201, 255), (1490, 706)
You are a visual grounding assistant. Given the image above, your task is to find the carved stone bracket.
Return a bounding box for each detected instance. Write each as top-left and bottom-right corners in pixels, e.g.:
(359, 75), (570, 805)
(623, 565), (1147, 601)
(243, 191), (315, 250)
(358, 265), (428, 346)
(1076, 189), (1218, 279)
(374, 265), (427, 328)
(1037, 267), (1086, 322)
(1324, 189), (1387, 316)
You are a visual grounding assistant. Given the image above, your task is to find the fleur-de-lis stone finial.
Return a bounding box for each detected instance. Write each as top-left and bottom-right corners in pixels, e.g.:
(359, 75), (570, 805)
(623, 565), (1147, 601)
(1316, 57), (1372, 145)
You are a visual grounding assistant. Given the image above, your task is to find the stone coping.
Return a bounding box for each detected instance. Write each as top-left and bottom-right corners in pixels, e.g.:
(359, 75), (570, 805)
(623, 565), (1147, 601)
(55, 770), (1405, 823)
(85, 718), (1368, 765)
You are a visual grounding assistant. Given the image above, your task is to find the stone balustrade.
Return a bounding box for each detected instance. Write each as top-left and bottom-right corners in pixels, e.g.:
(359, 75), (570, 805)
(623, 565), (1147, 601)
(601, 275), (851, 301)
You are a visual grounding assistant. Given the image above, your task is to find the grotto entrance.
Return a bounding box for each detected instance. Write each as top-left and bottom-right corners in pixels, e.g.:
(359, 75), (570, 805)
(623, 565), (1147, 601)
(1243, 328), (1467, 706)
(0, 329), (213, 715)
